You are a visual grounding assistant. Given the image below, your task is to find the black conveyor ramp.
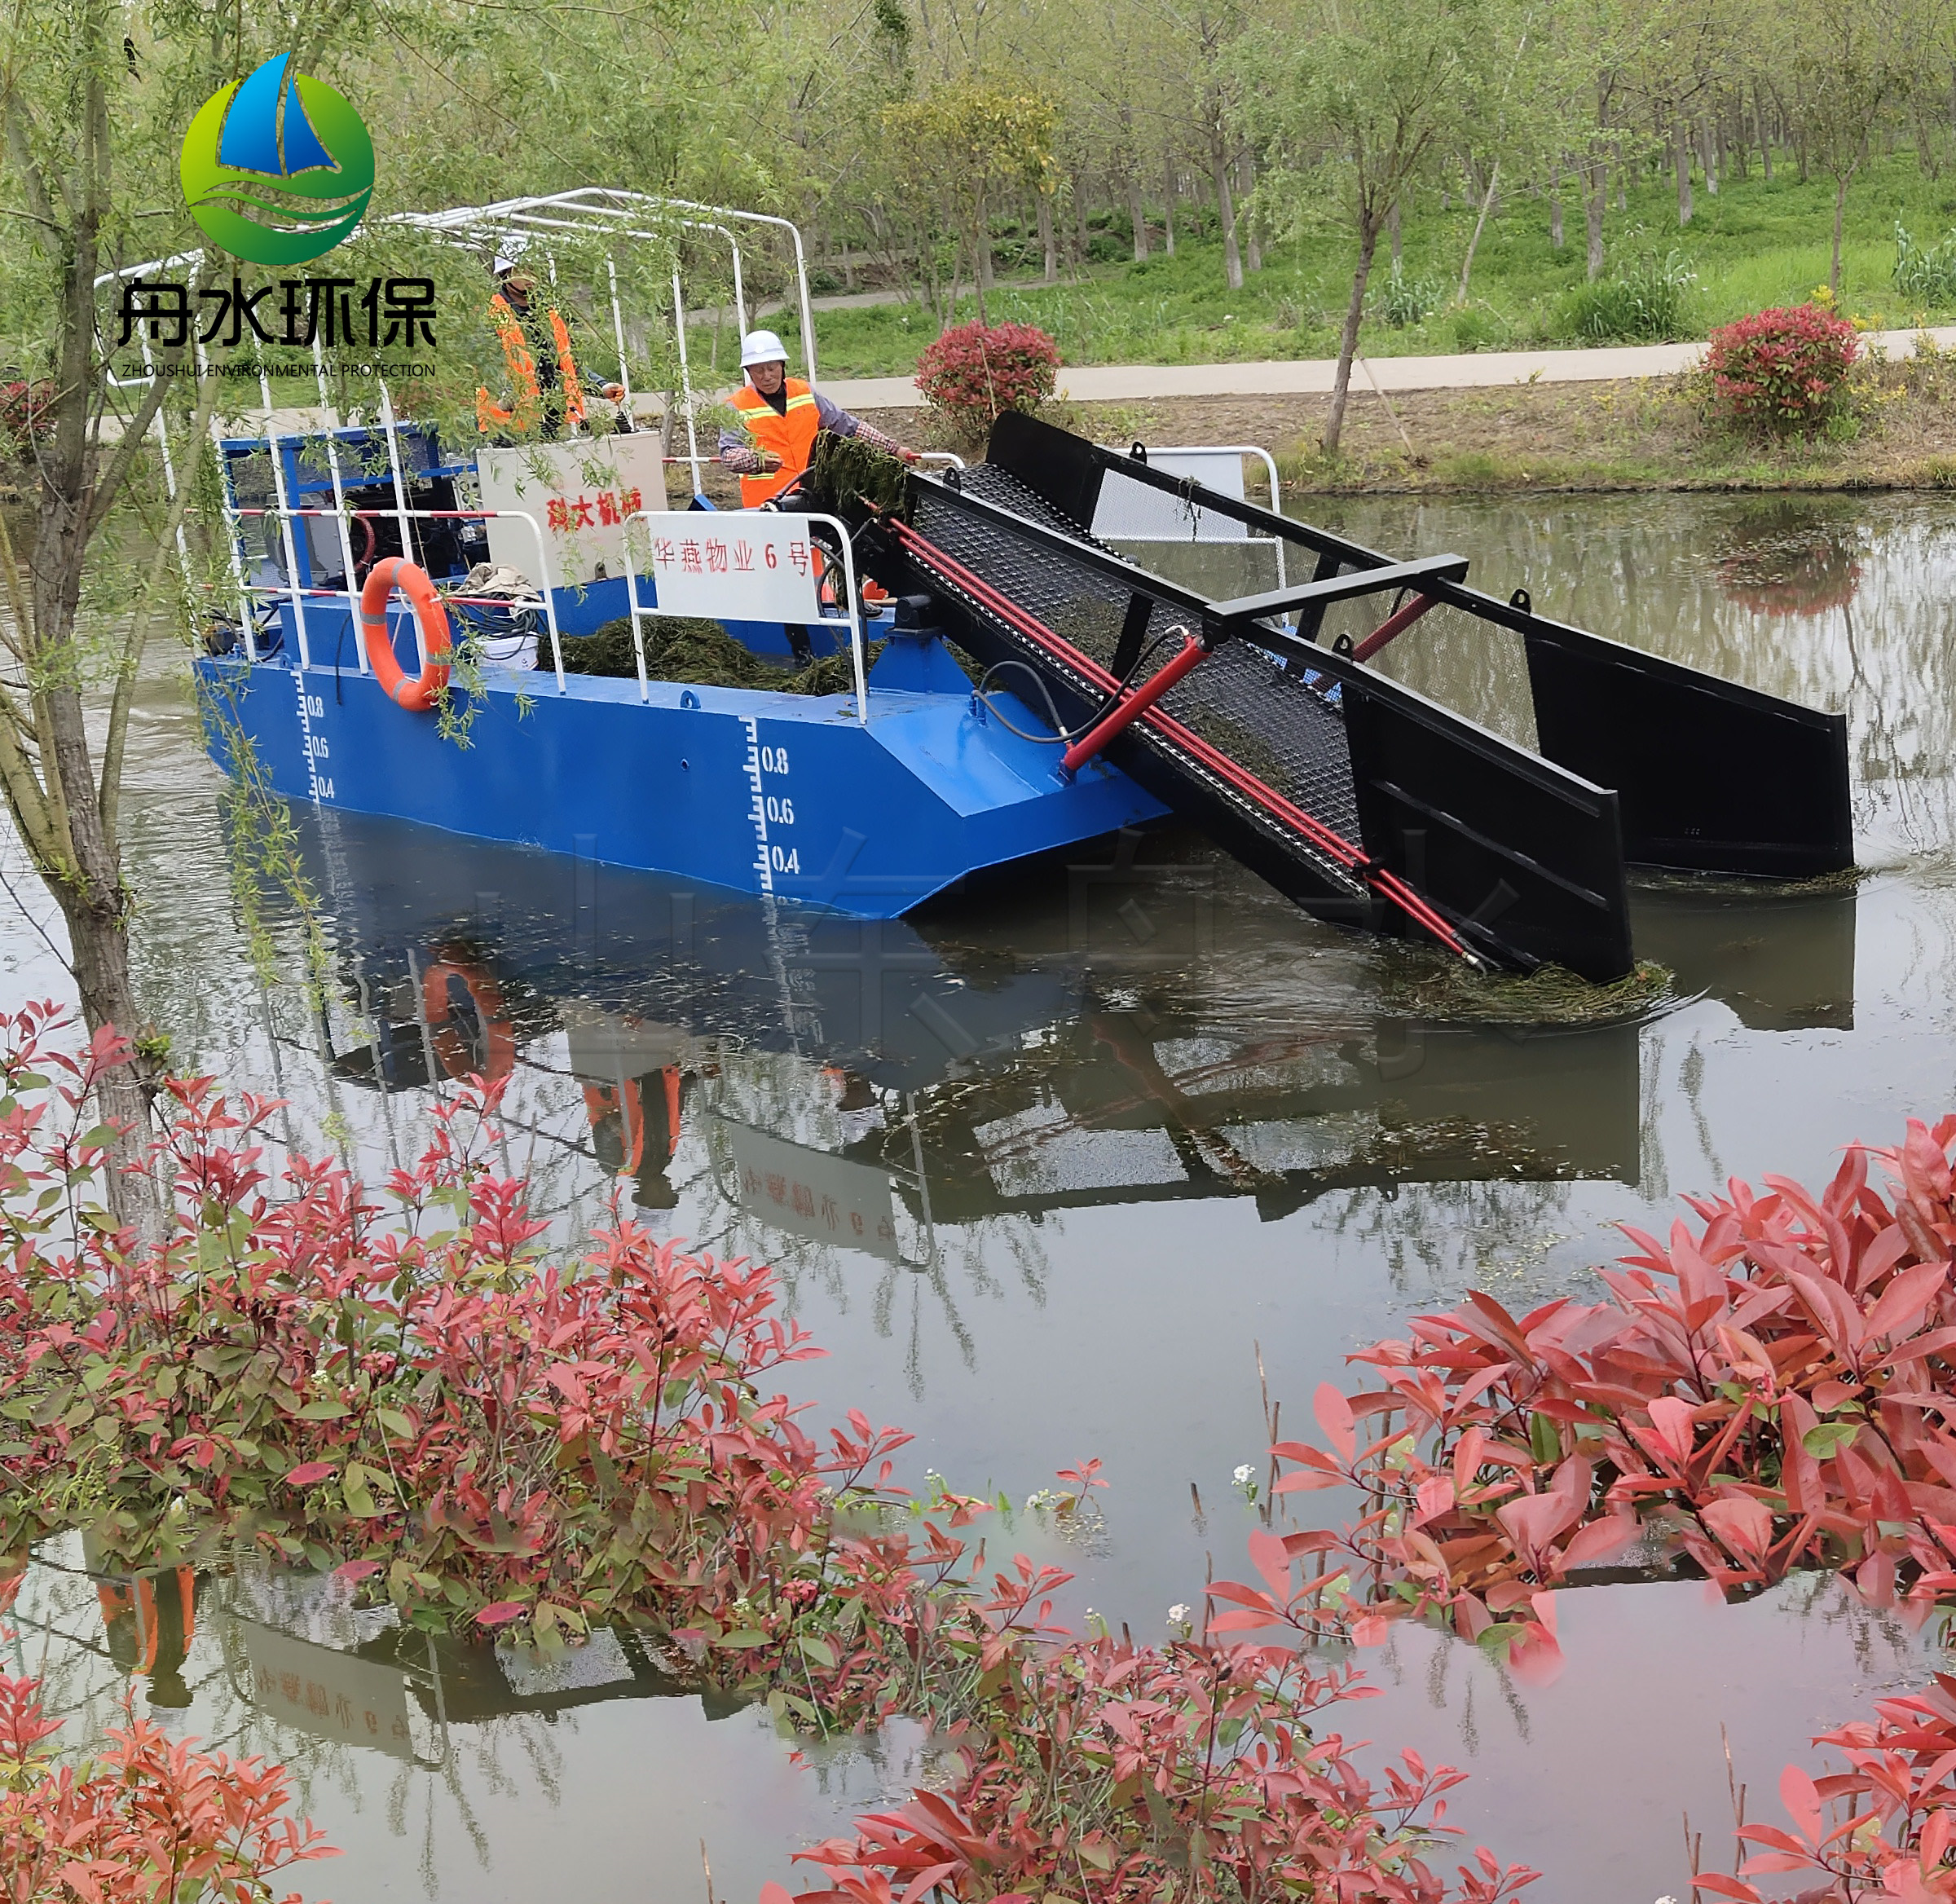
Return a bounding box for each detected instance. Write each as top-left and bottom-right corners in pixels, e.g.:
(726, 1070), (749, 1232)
(865, 414), (1852, 984)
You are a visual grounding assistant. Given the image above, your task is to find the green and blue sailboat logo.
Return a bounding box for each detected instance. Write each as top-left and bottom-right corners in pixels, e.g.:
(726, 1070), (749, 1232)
(180, 55), (374, 267)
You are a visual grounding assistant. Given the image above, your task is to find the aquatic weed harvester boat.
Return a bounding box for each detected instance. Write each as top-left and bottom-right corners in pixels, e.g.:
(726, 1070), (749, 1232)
(117, 192), (1851, 984)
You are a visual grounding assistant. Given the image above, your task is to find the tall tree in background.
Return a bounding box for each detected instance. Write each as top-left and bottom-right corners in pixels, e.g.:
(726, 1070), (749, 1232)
(881, 79), (1059, 324)
(1780, 0), (1927, 296)
(0, 0), (744, 1182)
(0, 1), (222, 1170)
(1240, 0), (1479, 453)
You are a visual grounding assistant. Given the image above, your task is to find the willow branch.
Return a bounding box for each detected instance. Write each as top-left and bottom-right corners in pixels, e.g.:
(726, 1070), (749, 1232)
(99, 376), (218, 853)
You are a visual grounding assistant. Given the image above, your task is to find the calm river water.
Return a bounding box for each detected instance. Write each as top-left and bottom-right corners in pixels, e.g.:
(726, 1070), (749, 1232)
(3, 488), (1954, 1902)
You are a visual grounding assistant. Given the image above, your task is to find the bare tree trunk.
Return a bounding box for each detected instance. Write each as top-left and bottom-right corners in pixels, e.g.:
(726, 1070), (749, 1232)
(1549, 163), (1565, 249)
(1324, 218), (1382, 456)
(1757, 83), (1773, 181)
(1696, 117), (1720, 196)
(1675, 121), (1694, 225)
(1070, 170), (1091, 275)
(1583, 157), (1606, 280)
(1211, 134), (1243, 291)
(1037, 192), (1057, 283)
(1237, 152), (1261, 271)
(1162, 156), (1177, 256)
(1831, 172), (1851, 298)
(976, 185), (995, 302)
(1389, 197), (1403, 267)
(1125, 170), (1149, 262)
(1456, 159), (1499, 302)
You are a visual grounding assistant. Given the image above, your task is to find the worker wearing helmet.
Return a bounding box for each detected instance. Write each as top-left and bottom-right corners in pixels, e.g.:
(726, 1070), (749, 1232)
(720, 329), (918, 506)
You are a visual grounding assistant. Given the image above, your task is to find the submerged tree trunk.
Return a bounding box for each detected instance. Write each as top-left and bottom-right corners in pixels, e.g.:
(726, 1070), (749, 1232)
(1324, 218), (1381, 456)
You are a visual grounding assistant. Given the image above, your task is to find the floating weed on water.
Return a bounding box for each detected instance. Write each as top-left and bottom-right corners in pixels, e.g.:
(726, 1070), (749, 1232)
(1386, 954), (1676, 1027)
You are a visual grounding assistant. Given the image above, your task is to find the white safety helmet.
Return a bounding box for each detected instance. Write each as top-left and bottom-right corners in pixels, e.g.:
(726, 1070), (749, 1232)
(740, 328), (789, 369)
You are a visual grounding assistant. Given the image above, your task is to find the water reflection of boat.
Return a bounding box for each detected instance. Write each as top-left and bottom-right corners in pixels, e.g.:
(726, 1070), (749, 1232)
(269, 804), (1865, 1243)
(268, 808), (1659, 1238)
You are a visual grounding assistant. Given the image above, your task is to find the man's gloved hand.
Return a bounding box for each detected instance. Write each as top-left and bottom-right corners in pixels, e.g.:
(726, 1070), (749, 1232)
(898, 447), (922, 465)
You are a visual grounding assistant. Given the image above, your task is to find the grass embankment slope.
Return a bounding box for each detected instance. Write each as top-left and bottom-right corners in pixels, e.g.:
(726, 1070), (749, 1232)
(772, 152), (1956, 379)
(1006, 351), (1956, 494)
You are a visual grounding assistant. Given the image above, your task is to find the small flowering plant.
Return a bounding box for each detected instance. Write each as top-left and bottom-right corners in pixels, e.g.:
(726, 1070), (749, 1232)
(1705, 304), (1860, 434)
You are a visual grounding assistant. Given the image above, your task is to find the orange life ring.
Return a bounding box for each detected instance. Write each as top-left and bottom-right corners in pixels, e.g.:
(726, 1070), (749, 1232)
(422, 949), (517, 1082)
(361, 557), (452, 712)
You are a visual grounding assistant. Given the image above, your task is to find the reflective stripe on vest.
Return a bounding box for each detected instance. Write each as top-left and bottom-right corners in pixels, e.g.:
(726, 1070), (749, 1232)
(477, 294), (540, 434)
(731, 380), (820, 506)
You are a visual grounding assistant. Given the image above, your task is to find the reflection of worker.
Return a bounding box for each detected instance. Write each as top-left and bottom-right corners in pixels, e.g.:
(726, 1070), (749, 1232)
(719, 329), (917, 506)
(96, 1564), (200, 1712)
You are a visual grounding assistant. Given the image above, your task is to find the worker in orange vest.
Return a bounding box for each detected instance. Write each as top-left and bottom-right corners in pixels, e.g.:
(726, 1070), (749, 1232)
(718, 329), (917, 506)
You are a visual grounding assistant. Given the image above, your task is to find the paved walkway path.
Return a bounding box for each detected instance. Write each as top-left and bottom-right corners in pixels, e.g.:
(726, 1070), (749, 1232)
(823, 324), (1956, 411)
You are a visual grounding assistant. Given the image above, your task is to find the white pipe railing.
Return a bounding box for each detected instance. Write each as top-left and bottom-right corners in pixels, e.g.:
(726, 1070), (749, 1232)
(622, 509), (866, 721)
(232, 505), (566, 691)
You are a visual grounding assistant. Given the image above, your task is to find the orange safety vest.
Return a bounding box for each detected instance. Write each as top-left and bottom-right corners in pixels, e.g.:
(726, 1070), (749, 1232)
(477, 297), (587, 435)
(729, 378), (821, 505)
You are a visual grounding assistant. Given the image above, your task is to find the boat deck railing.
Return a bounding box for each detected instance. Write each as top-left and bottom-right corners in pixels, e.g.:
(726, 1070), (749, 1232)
(231, 505), (570, 686)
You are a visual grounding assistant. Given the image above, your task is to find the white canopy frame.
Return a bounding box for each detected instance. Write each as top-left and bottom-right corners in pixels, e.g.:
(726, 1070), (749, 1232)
(96, 191), (821, 654)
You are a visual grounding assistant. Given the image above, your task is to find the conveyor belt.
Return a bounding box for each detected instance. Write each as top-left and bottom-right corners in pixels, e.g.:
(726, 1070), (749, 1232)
(859, 412), (1848, 982)
(890, 498), (1474, 960)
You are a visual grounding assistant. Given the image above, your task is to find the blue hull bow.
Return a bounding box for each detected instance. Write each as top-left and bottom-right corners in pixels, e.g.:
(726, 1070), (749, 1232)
(195, 636), (1168, 918)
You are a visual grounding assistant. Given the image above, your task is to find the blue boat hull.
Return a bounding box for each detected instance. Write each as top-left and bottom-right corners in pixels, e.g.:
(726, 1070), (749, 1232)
(195, 636), (1169, 919)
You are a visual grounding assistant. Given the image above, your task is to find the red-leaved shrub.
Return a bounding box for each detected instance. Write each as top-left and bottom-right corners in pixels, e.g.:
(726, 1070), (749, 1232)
(0, 1641), (334, 1902)
(914, 320), (1060, 431)
(0, 377), (52, 452)
(1705, 305), (1860, 433)
(2, 1004), (1535, 1904)
(1699, 1674), (1956, 1902)
(1215, 1117), (1956, 1685)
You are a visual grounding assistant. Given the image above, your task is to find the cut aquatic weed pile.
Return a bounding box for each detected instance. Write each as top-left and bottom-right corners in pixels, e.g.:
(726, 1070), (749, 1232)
(805, 430), (909, 518)
(0, 1004), (1535, 1904)
(544, 615), (875, 696)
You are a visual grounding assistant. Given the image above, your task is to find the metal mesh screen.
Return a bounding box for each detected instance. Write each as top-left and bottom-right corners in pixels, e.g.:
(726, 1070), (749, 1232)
(914, 471), (1366, 897)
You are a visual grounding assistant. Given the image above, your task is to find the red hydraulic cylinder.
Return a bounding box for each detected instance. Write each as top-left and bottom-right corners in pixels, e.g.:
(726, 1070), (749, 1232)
(1352, 592), (1440, 663)
(1060, 634), (1209, 775)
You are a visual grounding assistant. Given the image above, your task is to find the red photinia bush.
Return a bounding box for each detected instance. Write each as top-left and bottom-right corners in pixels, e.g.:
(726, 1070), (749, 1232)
(1213, 1117), (1956, 1678)
(1705, 305), (1860, 433)
(0, 377), (53, 452)
(0, 1646), (334, 1902)
(1698, 1675), (1956, 1902)
(2, 1004), (1533, 1904)
(765, 1561), (1537, 1904)
(0, 1001), (910, 1663)
(914, 321), (1060, 431)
